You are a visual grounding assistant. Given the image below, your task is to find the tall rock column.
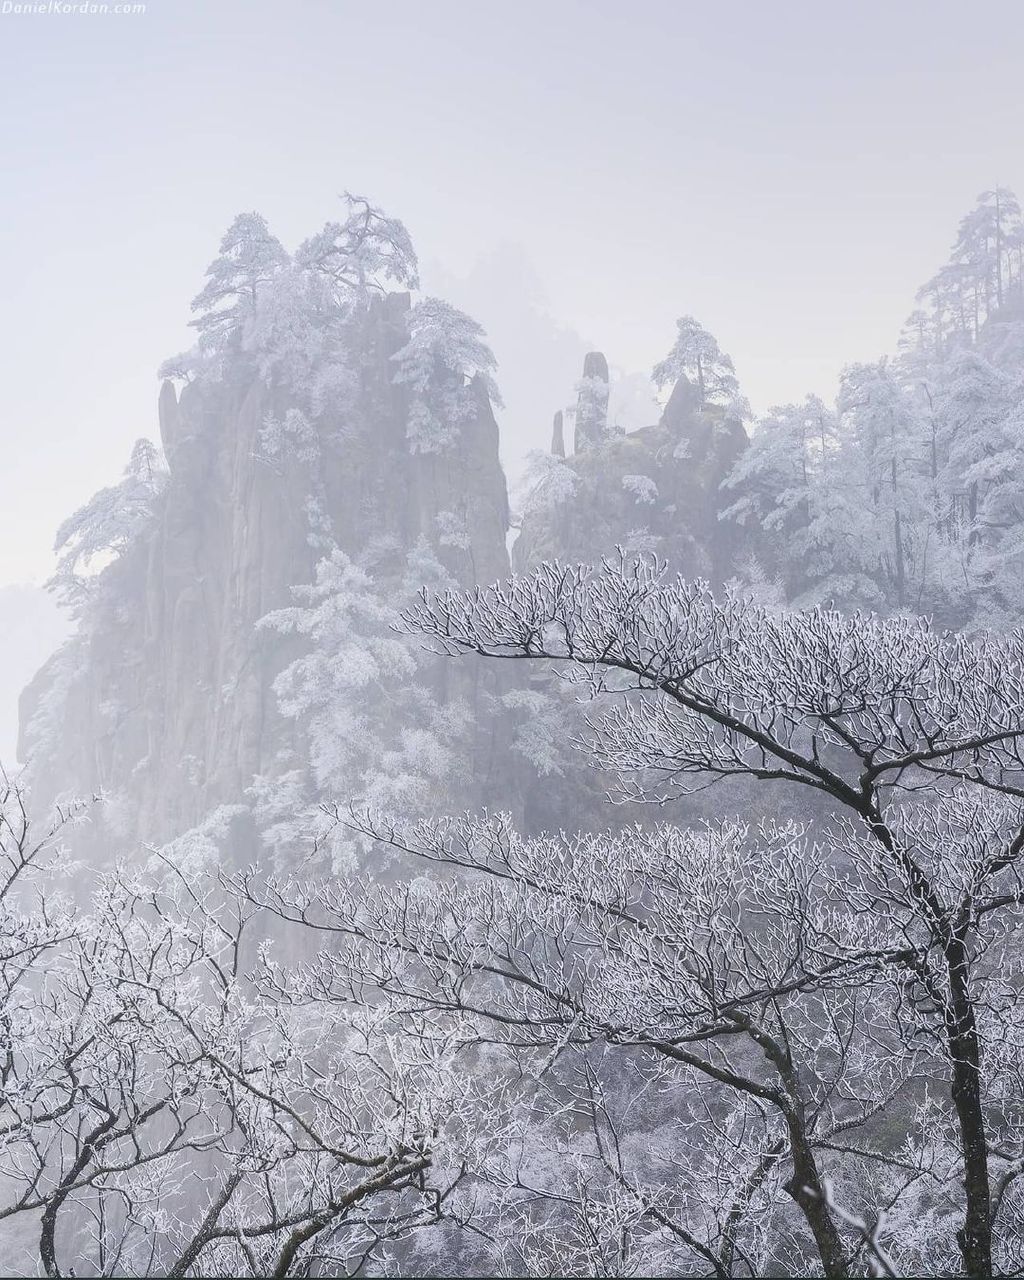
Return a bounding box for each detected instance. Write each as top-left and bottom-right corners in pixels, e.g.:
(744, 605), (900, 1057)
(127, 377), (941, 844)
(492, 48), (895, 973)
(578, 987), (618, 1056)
(551, 410), (566, 458)
(573, 351), (610, 453)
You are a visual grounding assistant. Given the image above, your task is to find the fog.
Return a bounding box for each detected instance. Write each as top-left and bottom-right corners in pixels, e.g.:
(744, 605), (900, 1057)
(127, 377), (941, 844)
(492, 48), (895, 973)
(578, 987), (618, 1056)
(5, 3), (1024, 1276)
(4, 0), (1024, 589)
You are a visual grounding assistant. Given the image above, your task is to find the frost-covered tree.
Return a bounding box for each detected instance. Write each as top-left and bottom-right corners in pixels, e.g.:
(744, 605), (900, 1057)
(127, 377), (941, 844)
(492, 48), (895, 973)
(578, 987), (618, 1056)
(189, 211), (289, 341)
(516, 450), (579, 518)
(952, 188), (1021, 317)
(621, 473), (658, 505)
(724, 396), (835, 526)
(653, 315), (739, 405)
(382, 554), (1024, 1278)
(49, 438), (167, 612)
(296, 191), (418, 298)
(936, 350), (1014, 535)
(913, 188), (1024, 357)
(260, 808), (913, 1277)
(256, 540), (472, 866)
(929, 352), (1024, 628)
(722, 395), (877, 606)
(835, 359), (930, 610)
(0, 774), (472, 1278)
(391, 297), (501, 453)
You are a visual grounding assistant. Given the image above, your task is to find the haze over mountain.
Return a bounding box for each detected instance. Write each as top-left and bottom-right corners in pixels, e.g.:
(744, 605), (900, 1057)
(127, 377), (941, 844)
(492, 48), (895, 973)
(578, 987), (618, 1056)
(5, 0), (1024, 591)
(8, 8), (1024, 1276)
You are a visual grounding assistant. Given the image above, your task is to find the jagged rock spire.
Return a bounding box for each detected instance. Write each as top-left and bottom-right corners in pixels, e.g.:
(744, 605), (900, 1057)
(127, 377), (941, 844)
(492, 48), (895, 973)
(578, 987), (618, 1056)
(158, 379), (180, 471)
(573, 351), (609, 454)
(551, 410), (565, 458)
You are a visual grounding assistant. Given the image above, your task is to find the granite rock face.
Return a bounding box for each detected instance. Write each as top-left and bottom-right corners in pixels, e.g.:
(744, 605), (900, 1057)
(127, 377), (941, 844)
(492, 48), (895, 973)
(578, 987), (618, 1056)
(19, 294), (513, 851)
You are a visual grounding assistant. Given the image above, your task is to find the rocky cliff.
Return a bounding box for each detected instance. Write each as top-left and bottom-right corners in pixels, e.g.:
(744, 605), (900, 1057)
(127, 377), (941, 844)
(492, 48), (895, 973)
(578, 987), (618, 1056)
(19, 288), (513, 857)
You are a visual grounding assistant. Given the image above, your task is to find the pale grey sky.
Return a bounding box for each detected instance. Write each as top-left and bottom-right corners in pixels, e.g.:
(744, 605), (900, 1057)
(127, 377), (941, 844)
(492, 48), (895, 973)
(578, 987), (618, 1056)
(2, 0), (1024, 590)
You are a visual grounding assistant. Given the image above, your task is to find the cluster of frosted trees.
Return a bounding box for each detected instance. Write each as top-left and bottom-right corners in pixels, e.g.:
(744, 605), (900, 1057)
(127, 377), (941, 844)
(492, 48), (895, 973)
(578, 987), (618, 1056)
(724, 350), (1024, 627)
(912, 187), (1024, 350)
(725, 190), (1024, 628)
(10, 556), (1024, 1276)
(159, 194), (497, 460)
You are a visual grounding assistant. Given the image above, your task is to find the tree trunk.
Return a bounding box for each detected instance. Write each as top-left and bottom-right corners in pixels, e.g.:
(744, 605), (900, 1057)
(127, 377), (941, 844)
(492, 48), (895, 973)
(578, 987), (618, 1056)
(783, 1114), (850, 1278)
(891, 454), (905, 606)
(945, 942), (993, 1279)
(720, 1141), (784, 1274)
(660, 1030), (849, 1278)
